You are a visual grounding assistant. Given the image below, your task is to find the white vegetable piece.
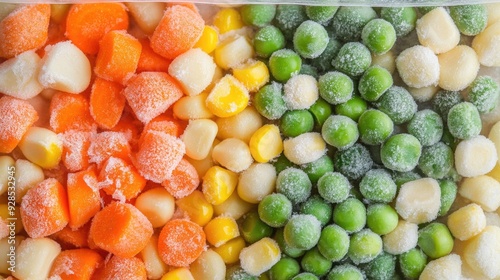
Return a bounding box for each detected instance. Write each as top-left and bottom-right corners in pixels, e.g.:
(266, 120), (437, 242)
(125, 2), (165, 34)
(0, 235), (24, 275)
(382, 220), (418, 255)
(395, 178), (441, 224)
(140, 234), (168, 280)
(283, 132), (326, 165)
(213, 191), (254, 220)
(14, 159), (44, 203)
(438, 45), (480, 91)
(396, 45), (440, 89)
(416, 7), (460, 54)
(488, 120), (500, 161)
(12, 237), (61, 280)
(447, 203), (486, 241)
(455, 135), (497, 178)
(214, 34), (254, 70)
(182, 119), (218, 160)
(173, 93), (214, 120)
(18, 126), (63, 170)
(135, 188), (175, 228)
(169, 48), (216, 96)
(419, 254), (462, 280)
(460, 175), (500, 212)
(190, 249), (226, 280)
(408, 85), (439, 103)
(212, 138), (253, 173)
(283, 74), (319, 110)
(472, 21), (500, 67)
(240, 237), (281, 276)
(371, 50), (396, 74)
(0, 156), (14, 196)
(0, 50), (44, 100)
(238, 163), (276, 204)
(463, 226), (500, 279)
(216, 106), (263, 143)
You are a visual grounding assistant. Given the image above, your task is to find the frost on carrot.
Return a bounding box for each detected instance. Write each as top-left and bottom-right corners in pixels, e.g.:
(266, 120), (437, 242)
(137, 38), (171, 73)
(89, 78), (126, 130)
(92, 255), (147, 280)
(48, 248), (103, 280)
(67, 168), (101, 230)
(162, 158), (200, 199)
(98, 156), (146, 201)
(0, 96), (38, 153)
(49, 92), (95, 133)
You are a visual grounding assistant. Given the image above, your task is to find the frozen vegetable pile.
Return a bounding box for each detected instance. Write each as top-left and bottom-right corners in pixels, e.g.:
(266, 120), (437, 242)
(0, 2), (500, 280)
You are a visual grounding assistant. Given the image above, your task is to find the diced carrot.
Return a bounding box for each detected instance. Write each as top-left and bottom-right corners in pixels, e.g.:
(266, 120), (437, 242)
(98, 156), (146, 201)
(89, 78), (126, 130)
(135, 130), (185, 183)
(138, 114), (185, 147)
(67, 167), (101, 230)
(0, 4), (51, 58)
(89, 202), (153, 258)
(166, 2), (199, 14)
(48, 248), (103, 280)
(87, 131), (131, 166)
(20, 178), (69, 238)
(150, 5), (204, 60)
(60, 130), (92, 172)
(92, 255), (147, 280)
(49, 92), (95, 133)
(65, 3), (129, 55)
(51, 223), (90, 249)
(136, 38), (171, 73)
(0, 96), (38, 153)
(162, 158), (199, 199)
(122, 72), (184, 124)
(157, 219), (206, 267)
(94, 30), (142, 84)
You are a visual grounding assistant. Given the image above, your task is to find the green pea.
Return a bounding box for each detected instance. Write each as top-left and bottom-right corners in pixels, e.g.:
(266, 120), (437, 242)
(333, 197), (366, 233)
(418, 222), (454, 259)
(417, 6), (437, 14)
(317, 172), (351, 204)
(258, 193), (293, 228)
(273, 153), (296, 174)
(361, 18), (396, 55)
(317, 224), (350, 262)
(333, 143), (373, 180)
(467, 75), (500, 114)
(348, 229), (383, 264)
(392, 171), (421, 188)
(306, 6), (338, 25)
(441, 126), (460, 151)
(358, 109), (394, 145)
(330, 7), (377, 42)
(254, 26), (286, 58)
(333, 42), (372, 77)
(269, 49), (302, 82)
(358, 66), (393, 102)
(449, 4), (487, 36)
(276, 168), (312, 205)
(293, 20), (329, 59)
(299, 196), (332, 227)
(301, 247), (333, 277)
(438, 179), (458, 217)
(407, 109), (444, 147)
(292, 273), (319, 280)
(311, 37), (342, 73)
(275, 228), (305, 258)
(254, 82), (287, 120)
(275, 5), (308, 40)
(318, 71), (354, 105)
(321, 115), (359, 150)
(432, 90), (463, 122)
(359, 169), (397, 203)
(381, 133), (422, 172)
(280, 110), (315, 137)
(334, 95), (368, 121)
(375, 86), (417, 125)
(361, 251), (397, 280)
(226, 265), (259, 280)
(284, 214), (322, 250)
(366, 203), (398, 235)
(269, 257), (301, 280)
(299, 64), (319, 79)
(301, 154), (334, 185)
(240, 210), (273, 244)
(309, 98), (333, 128)
(418, 142), (454, 179)
(447, 102), (482, 140)
(380, 7), (417, 37)
(399, 248), (427, 279)
(326, 264), (364, 280)
(240, 4), (276, 27)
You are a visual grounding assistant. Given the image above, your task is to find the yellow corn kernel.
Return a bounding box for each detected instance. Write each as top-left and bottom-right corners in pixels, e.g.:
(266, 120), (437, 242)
(204, 216), (240, 247)
(18, 127), (63, 169)
(212, 236), (246, 264)
(50, 4), (70, 24)
(161, 268), (195, 280)
(194, 25), (219, 54)
(249, 124), (283, 163)
(239, 237), (281, 276)
(447, 203), (486, 241)
(0, 204), (23, 233)
(213, 190), (254, 220)
(233, 60), (270, 92)
(175, 190), (214, 227)
(213, 8), (244, 34)
(206, 75), (249, 118)
(202, 166), (238, 205)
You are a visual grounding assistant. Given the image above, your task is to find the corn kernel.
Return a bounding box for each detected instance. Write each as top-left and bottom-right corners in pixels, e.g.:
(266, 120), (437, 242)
(14, 159), (44, 203)
(212, 138), (253, 173)
(447, 203), (486, 241)
(206, 75), (249, 118)
(0, 204), (23, 233)
(216, 107), (263, 143)
(190, 249), (226, 280)
(126, 2), (165, 34)
(213, 8), (244, 34)
(249, 124), (283, 163)
(182, 119), (218, 160)
(161, 268), (195, 280)
(176, 190), (213, 227)
(186, 139), (219, 178)
(0, 156), (14, 196)
(212, 236), (246, 264)
(18, 127), (63, 169)
(204, 216), (240, 247)
(202, 166), (238, 205)
(283, 132), (326, 165)
(239, 237), (281, 276)
(194, 26), (219, 54)
(233, 60), (270, 92)
(12, 238), (61, 280)
(173, 92), (214, 120)
(214, 34), (254, 70)
(140, 234), (168, 279)
(213, 191), (254, 220)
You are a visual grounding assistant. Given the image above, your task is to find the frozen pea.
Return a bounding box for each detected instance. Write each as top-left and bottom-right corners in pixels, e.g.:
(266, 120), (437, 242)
(407, 109), (443, 147)
(333, 143), (373, 180)
(417, 6), (437, 14)
(284, 214), (322, 250)
(269, 49), (302, 82)
(269, 257), (301, 280)
(348, 229), (383, 264)
(301, 154), (334, 184)
(321, 115), (359, 150)
(417, 222), (454, 259)
(380, 7), (417, 37)
(311, 37), (342, 73)
(317, 172), (351, 204)
(275, 5), (308, 39)
(333, 42), (372, 77)
(226, 265), (259, 280)
(438, 179), (458, 217)
(399, 248), (427, 279)
(358, 65), (393, 102)
(392, 171), (421, 188)
(318, 71), (354, 105)
(467, 75), (500, 114)
(293, 20), (330, 59)
(301, 247), (333, 277)
(274, 228), (305, 258)
(375, 86), (417, 125)
(366, 203), (399, 235)
(317, 224), (349, 262)
(280, 110), (314, 137)
(368, 144), (383, 165)
(299, 64), (319, 78)
(240, 4), (277, 27)
(292, 273), (319, 280)
(361, 18), (397, 55)
(240, 210), (274, 244)
(447, 102), (482, 140)
(432, 90), (462, 122)
(258, 193), (293, 228)
(381, 133), (422, 172)
(334, 95), (368, 121)
(254, 82), (287, 120)
(306, 6), (338, 25)
(331, 6), (377, 42)
(273, 153), (296, 174)
(359, 169), (397, 203)
(333, 197), (366, 233)
(358, 109), (394, 145)
(441, 126), (460, 151)
(418, 142), (454, 179)
(299, 196), (332, 227)
(309, 98), (332, 128)
(276, 168), (312, 205)
(361, 251), (397, 280)
(254, 26), (286, 58)
(449, 4), (487, 36)
(326, 264), (364, 280)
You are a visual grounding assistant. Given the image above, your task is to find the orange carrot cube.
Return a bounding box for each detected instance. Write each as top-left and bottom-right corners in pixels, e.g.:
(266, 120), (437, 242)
(162, 158), (199, 199)
(49, 92), (95, 133)
(92, 255), (147, 280)
(67, 168), (101, 230)
(136, 38), (171, 73)
(49, 249), (103, 280)
(60, 130), (92, 172)
(0, 96), (38, 153)
(89, 78), (126, 130)
(99, 156), (146, 201)
(87, 131), (131, 166)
